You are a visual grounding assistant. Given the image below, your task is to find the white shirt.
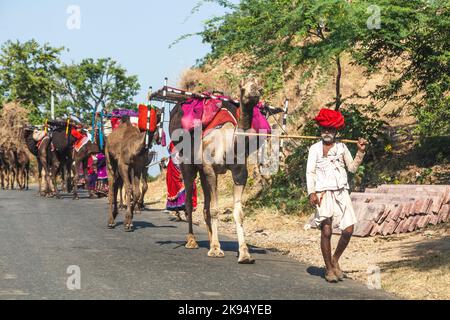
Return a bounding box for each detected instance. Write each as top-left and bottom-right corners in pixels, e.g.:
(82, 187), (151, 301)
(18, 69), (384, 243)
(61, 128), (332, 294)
(306, 141), (365, 195)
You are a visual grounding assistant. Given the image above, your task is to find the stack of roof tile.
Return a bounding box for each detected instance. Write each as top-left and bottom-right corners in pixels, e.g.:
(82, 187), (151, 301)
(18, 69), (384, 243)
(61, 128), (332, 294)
(309, 185), (450, 237)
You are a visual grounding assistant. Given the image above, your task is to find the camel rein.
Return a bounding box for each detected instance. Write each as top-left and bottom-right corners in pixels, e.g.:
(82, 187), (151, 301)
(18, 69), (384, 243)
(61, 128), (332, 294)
(233, 132), (365, 145)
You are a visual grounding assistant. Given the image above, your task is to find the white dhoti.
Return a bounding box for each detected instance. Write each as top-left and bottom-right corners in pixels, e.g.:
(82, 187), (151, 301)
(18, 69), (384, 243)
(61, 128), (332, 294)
(314, 189), (357, 231)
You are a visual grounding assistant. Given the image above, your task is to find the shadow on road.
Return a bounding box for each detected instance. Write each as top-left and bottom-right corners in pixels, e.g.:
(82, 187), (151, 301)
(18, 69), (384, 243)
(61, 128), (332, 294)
(114, 221), (178, 230)
(306, 266), (326, 279)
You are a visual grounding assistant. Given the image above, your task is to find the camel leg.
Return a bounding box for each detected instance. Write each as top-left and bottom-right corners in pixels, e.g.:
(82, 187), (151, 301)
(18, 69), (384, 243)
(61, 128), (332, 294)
(10, 168), (15, 190)
(139, 170), (148, 211)
(37, 162), (42, 195)
(25, 166), (29, 190)
(231, 166), (254, 264)
(199, 171), (212, 242)
(119, 184), (126, 210)
(107, 177), (119, 228)
(202, 166), (224, 258)
(181, 164), (199, 249)
(132, 172), (141, 215)
(119, 164), (133, 231)
(51, 157), (61, 198)
(72, 159), (80, 200)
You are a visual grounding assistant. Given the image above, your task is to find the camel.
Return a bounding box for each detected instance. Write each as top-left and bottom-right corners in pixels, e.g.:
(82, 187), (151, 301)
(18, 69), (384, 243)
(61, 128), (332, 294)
(48, 122), (77, 193)
(23, 128), (60, 196)
(169, 79), (263, 264)
(105, 121), (147, 231)
(0, 146), (9, 189)
(14, 146), (30, 190)
(105, 110), (162, 230)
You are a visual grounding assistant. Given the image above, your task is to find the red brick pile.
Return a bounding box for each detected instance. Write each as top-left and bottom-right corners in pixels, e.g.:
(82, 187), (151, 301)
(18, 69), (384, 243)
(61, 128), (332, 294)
(353, 185), (450, 237)
(309, 185), (450, 237)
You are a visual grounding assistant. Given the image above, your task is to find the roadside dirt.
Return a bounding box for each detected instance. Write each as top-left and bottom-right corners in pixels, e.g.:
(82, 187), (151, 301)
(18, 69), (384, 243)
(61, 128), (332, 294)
(145, 176), (450, 300)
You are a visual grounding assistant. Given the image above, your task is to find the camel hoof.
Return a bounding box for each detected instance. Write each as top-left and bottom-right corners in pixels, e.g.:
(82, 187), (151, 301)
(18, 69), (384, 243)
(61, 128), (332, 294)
(185, 234), (199, 249)
(238, 256), (256, 264)
(208, 248), (225, 258)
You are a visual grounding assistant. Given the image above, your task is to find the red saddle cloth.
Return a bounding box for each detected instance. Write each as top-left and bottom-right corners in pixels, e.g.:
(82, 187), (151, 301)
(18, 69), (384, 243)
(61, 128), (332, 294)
(202, 108), (238, 137)
(138, 104), (157, 132)
(74, 136), (90, 153)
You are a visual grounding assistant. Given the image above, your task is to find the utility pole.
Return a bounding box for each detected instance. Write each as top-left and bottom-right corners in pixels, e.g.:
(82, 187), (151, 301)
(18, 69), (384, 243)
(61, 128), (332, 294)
(51, 90), (55, 120)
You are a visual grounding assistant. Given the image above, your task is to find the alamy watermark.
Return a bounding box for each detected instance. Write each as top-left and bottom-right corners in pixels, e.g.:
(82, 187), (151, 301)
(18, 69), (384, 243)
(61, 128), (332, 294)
(367, 5), (381, 30)
(367, 265), (382, 290)
(66, 5), (81, 30)
(66, 265), (81, 290)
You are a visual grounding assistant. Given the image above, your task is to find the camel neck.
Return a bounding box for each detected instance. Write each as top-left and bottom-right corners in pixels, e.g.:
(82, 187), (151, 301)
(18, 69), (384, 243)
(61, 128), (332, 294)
(238, 102), (254, 131)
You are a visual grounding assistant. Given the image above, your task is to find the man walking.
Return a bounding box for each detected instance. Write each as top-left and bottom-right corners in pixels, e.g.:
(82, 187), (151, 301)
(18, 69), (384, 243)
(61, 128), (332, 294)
(306, 108), (367, 283)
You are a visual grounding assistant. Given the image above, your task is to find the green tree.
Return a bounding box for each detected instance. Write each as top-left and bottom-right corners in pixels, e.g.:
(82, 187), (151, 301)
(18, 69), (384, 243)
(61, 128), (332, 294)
(185, 0), (449, 135)
(58, 58), (140, 122)
(0, 39), (64, 123)
(187, 0), (367, 110)
(355, 0), (450, 136)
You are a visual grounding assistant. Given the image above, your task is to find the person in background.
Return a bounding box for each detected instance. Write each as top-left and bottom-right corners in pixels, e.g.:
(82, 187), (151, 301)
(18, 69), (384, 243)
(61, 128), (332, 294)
(96, 152), (108, 196)
(87, 152), (98, 199)
(165, 142), (197, 221)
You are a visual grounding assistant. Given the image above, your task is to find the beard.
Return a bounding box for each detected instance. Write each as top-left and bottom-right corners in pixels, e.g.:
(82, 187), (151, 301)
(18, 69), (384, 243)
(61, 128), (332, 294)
(321, 133), (336, 143)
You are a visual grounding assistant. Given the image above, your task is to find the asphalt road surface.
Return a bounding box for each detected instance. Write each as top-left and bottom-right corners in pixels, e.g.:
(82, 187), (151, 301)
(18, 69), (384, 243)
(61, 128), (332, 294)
(0, 188), (393, 300)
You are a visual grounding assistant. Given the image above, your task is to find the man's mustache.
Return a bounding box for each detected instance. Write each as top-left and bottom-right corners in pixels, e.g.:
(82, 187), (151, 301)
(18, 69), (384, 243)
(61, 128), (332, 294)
(321, 134), (335, 142)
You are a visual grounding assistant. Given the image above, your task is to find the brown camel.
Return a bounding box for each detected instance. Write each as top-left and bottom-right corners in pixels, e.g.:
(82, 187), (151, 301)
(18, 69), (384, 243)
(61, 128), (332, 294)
(169, 79), (263, 264)
(13, 145), (30, 190)
(23, 128), (60, 196)
(105, 121), (147, 231)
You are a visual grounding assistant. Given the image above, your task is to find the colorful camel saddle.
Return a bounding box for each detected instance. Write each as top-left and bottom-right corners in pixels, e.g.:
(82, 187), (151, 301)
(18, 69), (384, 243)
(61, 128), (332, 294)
(181, 97), (272, 137)
(109, 106), (157, 133)
(74, 136), (90, 153)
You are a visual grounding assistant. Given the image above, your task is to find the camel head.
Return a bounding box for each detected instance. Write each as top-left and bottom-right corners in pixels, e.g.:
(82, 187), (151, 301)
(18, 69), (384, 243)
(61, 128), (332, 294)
(239, 78), (262, 130)
(240, 78), (262, 108)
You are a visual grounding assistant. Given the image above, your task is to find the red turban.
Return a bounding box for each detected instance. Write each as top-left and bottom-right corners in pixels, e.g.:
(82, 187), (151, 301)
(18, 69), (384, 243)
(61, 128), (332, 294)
(314, 108), (345, 130)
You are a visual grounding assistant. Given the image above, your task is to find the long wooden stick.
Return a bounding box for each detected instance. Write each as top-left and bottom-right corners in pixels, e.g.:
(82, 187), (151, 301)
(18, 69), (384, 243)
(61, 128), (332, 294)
(234, 132), (361, 144)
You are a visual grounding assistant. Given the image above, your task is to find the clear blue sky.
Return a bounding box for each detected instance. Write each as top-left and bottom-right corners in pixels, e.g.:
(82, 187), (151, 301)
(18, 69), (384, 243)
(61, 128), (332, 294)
(0, 0), (234, 101)
(0, 0), (236, 175)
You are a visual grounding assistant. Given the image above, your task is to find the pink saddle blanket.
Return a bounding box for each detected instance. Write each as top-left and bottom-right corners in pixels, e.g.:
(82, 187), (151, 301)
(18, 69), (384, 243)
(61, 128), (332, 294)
(181, 98), (271, 134)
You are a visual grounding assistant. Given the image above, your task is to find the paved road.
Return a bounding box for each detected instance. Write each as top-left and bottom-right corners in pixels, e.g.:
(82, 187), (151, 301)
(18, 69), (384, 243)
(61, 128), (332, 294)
(0, 188), (393, 300)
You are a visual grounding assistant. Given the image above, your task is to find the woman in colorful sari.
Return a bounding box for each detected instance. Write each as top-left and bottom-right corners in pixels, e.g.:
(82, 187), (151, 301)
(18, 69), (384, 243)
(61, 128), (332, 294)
(166, 142), (197, 221)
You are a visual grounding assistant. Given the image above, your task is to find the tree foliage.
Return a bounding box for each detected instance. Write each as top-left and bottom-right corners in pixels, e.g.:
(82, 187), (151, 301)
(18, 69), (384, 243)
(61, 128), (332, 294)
(0, 40), (140, 124)
(58, 58), (140, 121)
(190, 0), (449, 135)
(0, 40), (64, 124)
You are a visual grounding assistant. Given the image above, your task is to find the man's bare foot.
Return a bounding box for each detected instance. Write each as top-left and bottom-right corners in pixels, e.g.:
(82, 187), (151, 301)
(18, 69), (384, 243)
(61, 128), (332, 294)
(325, 270), (339, 283)
(332, 257), (344, 281)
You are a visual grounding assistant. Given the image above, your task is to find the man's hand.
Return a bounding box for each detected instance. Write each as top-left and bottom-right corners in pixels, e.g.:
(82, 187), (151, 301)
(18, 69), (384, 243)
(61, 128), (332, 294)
(357, 138), (368, 152)
(309, 193), (320, 206)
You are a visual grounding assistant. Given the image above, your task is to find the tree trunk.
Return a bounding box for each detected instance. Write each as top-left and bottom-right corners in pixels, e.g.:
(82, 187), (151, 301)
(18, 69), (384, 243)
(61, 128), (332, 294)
(335, 55), (342, 111)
